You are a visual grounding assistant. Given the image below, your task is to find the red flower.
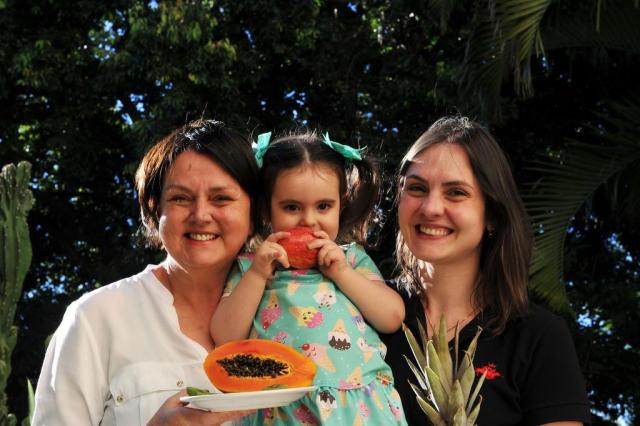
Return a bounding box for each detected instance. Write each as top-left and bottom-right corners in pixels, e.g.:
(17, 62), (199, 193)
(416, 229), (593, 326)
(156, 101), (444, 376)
(475, 363), (502, 380)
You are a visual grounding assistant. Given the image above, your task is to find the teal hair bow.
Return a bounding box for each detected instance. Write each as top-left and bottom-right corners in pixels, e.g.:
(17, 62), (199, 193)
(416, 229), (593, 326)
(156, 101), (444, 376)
(253, 132), (272, 168)
(322, 133), (363, 161)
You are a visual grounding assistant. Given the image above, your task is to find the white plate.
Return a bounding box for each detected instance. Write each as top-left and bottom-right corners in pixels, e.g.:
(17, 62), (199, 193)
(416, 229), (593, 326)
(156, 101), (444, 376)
(180, 386), (316, 412)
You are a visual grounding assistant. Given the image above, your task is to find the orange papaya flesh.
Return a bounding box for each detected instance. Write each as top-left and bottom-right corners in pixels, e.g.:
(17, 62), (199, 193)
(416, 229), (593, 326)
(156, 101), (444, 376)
(204, 339), (317, 392)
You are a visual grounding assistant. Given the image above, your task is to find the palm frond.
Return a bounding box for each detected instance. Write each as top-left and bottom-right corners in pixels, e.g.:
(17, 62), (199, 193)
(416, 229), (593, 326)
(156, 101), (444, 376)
(523, 101), (640, 310)
(460, 0), (551, 120)
(458, 0), (639, 121)
(543, 1), (640, 52)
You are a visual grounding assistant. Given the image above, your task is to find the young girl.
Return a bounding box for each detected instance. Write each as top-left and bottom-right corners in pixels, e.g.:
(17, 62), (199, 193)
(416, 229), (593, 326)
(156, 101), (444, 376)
(210, 131), (407, 425)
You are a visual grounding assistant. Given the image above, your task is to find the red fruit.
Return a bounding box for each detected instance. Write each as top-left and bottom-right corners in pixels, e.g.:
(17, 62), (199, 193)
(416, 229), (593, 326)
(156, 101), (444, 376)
(279, 227), (319, 269)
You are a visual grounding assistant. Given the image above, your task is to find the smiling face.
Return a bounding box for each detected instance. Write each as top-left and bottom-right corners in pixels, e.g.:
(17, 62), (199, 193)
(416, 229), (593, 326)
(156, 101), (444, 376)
(158, 150), (252, 273)
(398, 143), (486, 269)
(269, 164), (341, 241)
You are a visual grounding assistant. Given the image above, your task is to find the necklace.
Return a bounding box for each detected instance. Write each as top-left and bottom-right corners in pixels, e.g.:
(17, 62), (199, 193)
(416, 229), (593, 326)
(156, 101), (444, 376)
(425, 309), (477, 335)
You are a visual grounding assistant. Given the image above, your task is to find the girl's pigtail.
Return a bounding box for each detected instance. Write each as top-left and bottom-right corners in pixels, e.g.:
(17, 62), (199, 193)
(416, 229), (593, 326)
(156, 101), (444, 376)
(339, 156), (380, 245)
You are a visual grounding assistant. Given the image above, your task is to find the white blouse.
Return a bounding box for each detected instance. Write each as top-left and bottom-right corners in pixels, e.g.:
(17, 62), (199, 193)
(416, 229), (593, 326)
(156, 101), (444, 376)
(32, 266), (224, 425)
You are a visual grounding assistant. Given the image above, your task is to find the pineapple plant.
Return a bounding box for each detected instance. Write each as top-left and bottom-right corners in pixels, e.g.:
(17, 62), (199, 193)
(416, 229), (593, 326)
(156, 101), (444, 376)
(403, 314), (486, 426)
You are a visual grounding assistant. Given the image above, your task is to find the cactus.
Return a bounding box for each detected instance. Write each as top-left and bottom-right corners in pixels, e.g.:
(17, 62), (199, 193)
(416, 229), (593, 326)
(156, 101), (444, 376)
(403, 315), (486, 426)
(0, 162), (35, 426)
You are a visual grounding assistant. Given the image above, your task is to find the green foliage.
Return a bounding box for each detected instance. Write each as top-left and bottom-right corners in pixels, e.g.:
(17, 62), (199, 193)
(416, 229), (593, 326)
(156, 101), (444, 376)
(436, 0), (640, 122)
(20, 379), (33, 426)
(0, 162), (34, 425)
(524, 102), (640, 310)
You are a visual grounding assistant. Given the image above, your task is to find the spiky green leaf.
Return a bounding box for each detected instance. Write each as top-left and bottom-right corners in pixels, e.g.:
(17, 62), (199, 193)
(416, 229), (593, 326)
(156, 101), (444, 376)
(467, 395), (483, 424)
(21, 379), (34, 426)
(452, 404), (467, 426)
(417, 320), (429, 363)
(435, 314), (454, 390)
(403, 355), (429, 392)
(449, 379), (465, 418)
(416, 394), (446, 426)
(427, 340), (450, 396)
(467, 371), (487, 414)
(426, 366), (449, 416)
(403, 323), (428, 372)
(409, 381), (430, 402)
(459, 352), (476, 404)
(458, 327), (483, 379)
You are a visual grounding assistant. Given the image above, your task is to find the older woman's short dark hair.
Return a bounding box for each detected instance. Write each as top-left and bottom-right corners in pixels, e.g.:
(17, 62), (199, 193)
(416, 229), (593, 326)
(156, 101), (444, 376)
(134, 119), (259, 246)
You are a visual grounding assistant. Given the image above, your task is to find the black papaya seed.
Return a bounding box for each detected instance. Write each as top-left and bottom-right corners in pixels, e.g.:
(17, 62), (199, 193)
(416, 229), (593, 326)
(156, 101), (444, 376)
(216, 354), (289, 378)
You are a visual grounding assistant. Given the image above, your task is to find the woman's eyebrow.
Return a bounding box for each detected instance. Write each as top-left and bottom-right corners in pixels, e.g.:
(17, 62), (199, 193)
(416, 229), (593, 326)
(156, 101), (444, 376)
(405, 175), (472, 188)
(163, 184), (190, 192)
(404, 174), (427, 183)
(164, 183), (236, 192)
(442, 180), (473, 188)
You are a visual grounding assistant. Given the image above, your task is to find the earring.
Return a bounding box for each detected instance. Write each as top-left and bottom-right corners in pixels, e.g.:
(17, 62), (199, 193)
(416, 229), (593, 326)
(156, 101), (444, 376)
(487, 227), (496, 238)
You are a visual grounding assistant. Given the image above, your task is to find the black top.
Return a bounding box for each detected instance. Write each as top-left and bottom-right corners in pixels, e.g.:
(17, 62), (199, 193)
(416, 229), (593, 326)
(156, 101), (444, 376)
(381, 281), (591, 426)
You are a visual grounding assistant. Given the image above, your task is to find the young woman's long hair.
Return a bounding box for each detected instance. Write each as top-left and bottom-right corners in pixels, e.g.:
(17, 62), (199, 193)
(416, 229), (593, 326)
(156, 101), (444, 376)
(395, 116), (532, 334)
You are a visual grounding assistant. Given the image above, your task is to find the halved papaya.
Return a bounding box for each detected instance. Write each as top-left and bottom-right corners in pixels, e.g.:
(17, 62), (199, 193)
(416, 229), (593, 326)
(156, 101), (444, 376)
(204, 339), (317, 392)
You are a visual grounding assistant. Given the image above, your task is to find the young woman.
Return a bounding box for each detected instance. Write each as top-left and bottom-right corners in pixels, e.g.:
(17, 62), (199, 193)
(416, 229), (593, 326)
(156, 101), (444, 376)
(382, 116), (591, 425)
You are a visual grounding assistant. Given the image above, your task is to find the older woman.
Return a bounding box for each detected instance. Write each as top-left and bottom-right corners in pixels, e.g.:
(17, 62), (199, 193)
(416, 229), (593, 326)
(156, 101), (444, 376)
(382, 116), (591, 425)
(33, 120), (258, 425)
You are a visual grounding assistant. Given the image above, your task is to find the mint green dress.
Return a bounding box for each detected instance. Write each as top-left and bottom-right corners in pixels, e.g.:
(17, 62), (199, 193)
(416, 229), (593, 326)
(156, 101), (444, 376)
(223, 243), (407, 425)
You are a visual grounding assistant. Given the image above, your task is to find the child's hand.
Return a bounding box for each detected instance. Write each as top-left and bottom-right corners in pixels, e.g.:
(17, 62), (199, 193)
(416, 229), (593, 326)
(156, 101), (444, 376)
(308, 230), (349, 281)
(248, 232), (290, 280)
